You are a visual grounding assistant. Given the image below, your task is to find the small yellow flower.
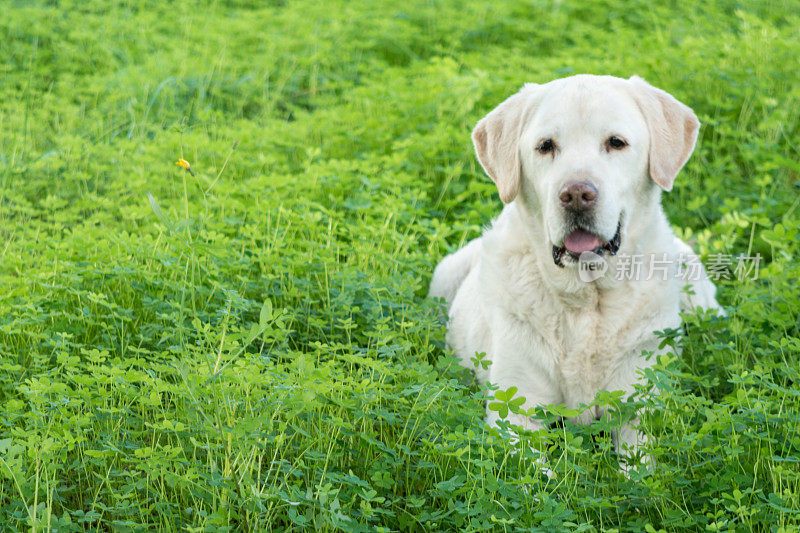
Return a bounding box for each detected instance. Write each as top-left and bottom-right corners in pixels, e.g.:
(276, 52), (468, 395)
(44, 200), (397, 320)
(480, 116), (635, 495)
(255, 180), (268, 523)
(175, 158), (196, 176)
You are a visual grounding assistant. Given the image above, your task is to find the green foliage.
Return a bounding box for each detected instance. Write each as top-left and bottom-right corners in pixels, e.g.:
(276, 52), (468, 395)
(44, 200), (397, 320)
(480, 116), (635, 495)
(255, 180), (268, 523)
(1, 0), (799, 530)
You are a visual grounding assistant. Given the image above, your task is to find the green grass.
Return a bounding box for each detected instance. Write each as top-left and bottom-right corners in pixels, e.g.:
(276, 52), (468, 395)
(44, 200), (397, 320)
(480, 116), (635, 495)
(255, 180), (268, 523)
(1, 0), (799, 530)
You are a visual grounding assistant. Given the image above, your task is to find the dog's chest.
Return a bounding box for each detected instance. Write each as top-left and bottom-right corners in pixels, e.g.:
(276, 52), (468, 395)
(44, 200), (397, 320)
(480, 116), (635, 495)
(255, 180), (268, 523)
(547, 296), (658, 394)
(502, 263), (676, 399)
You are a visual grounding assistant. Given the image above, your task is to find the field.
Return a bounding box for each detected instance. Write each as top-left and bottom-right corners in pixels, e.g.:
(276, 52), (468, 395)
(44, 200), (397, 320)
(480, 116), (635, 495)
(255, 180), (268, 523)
(1, 0), (799, 530)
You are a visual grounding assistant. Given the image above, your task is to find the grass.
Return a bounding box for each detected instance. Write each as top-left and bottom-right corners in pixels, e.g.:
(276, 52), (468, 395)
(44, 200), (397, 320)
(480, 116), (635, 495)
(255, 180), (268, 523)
(1, 0), (799, 530)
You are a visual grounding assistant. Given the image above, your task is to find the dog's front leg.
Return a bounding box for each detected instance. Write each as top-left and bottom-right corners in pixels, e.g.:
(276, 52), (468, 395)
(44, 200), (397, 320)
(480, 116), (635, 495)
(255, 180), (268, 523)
(615, 419), (649, 474)
(486, 331), (561, 474)
(602, 355), (656, 474)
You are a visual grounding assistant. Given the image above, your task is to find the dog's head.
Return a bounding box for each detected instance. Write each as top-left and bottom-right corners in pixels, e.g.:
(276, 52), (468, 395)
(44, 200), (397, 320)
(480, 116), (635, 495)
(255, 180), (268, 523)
(472, 74), (699, 267)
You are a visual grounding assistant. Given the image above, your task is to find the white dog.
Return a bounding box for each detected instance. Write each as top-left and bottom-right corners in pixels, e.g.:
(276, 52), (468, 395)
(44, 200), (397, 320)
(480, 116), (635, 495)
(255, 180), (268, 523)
(429, 75), (721, 466)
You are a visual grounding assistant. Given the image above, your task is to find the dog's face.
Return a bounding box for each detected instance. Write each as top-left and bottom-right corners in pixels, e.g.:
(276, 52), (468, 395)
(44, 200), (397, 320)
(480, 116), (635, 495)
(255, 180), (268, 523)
(472, 75), (699, 267)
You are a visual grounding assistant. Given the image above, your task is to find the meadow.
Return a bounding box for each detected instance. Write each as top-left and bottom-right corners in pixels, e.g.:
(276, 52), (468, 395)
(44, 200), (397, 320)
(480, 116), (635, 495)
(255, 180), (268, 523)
(1, 0), (799, 530)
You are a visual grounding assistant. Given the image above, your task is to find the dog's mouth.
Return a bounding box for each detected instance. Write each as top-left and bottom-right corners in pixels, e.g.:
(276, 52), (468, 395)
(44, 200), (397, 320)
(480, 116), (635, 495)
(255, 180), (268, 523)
(552, 221), (622, 267)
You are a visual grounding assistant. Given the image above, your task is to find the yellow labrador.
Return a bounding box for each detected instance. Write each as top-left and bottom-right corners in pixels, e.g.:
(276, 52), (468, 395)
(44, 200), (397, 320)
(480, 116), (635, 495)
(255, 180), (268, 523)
(429, 75), (721, 467)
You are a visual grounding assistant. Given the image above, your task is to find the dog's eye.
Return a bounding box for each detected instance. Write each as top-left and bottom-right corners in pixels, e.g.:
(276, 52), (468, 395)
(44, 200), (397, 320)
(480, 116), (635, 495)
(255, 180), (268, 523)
(606, 136), (628, 150)
(537, 139), (556, 154)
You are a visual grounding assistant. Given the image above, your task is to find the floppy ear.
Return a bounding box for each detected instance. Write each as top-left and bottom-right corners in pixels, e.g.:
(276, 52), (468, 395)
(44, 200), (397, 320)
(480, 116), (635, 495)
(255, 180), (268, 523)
(472, 84), (538, 203)
(627, 76), (700, 191)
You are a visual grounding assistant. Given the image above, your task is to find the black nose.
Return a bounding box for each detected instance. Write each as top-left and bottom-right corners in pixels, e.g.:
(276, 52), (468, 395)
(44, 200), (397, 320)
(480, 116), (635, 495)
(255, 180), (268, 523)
(558, 181), (598, 211)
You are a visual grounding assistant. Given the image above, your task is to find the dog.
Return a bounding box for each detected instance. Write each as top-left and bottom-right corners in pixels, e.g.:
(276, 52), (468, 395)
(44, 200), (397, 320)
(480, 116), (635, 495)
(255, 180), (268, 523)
(429, 74), (721, 467)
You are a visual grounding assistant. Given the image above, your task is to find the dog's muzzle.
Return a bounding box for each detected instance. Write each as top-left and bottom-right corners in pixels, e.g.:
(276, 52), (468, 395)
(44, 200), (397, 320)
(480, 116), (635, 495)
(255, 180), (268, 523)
(552, 221), (622, 267)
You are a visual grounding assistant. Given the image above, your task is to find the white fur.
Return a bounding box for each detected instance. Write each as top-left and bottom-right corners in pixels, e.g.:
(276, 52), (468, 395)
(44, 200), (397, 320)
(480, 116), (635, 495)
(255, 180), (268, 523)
(429, 75), (721, 465)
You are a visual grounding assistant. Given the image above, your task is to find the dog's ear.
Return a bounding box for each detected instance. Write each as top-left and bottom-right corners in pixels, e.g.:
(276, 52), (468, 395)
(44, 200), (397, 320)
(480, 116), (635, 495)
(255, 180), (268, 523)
(472, 84), (538, 203)
(627, 76), (700, 191)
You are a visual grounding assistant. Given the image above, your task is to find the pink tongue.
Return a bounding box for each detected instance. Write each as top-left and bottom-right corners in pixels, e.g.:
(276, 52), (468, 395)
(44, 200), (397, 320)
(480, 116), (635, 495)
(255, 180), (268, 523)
(564, 230), (602, 254)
